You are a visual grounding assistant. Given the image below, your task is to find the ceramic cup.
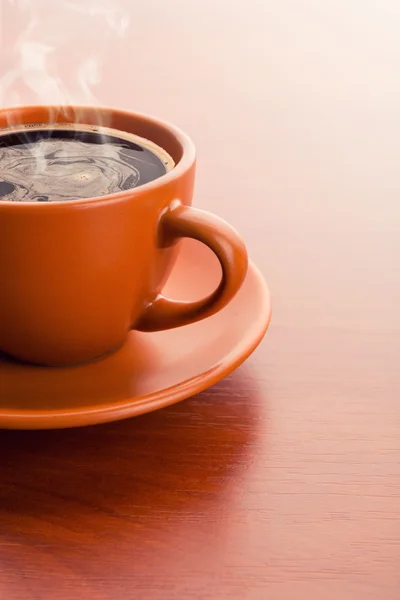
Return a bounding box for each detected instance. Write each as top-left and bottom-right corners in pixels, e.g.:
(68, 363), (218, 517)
(0, 105), (248, 366)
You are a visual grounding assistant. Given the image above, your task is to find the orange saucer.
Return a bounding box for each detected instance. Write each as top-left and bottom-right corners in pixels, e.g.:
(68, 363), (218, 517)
(0, 240), (271, 429)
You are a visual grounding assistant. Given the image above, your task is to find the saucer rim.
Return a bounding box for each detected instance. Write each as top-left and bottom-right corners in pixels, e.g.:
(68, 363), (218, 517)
(0, 260), (271, 429)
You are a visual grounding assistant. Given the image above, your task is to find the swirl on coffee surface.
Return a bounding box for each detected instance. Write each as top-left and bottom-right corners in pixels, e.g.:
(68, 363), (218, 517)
(0, 127), (171, 202)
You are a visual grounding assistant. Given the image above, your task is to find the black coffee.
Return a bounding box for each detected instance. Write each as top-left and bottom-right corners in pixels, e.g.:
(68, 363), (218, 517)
(0, 125), (172, 202)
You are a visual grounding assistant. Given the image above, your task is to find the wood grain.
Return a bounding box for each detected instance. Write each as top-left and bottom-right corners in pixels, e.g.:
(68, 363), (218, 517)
(1, 0), (400, 598)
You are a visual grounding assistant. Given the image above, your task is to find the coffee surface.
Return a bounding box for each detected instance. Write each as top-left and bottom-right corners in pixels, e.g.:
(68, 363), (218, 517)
(0, 128), (169, 202)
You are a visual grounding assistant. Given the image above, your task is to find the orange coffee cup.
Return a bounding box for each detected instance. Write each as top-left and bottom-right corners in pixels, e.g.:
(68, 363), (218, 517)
(0, 105), (248, 366)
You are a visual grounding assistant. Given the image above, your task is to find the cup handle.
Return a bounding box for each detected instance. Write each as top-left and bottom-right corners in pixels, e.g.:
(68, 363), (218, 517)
(135, 201), (248, 332)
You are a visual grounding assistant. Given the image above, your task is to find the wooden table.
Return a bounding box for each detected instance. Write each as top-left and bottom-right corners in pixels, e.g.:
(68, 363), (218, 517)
(1, 1), (400, 598)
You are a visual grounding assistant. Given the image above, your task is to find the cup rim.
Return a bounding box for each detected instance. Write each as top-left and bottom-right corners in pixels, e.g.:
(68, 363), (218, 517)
(0, 104), (196, 211)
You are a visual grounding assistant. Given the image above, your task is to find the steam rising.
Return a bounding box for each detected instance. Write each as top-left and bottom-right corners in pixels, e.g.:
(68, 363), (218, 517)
(0, 0), (130, 108)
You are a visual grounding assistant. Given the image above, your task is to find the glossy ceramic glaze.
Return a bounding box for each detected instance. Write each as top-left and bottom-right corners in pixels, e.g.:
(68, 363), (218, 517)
(0, 106), (247, 366)
(0, 239), (271, 429)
